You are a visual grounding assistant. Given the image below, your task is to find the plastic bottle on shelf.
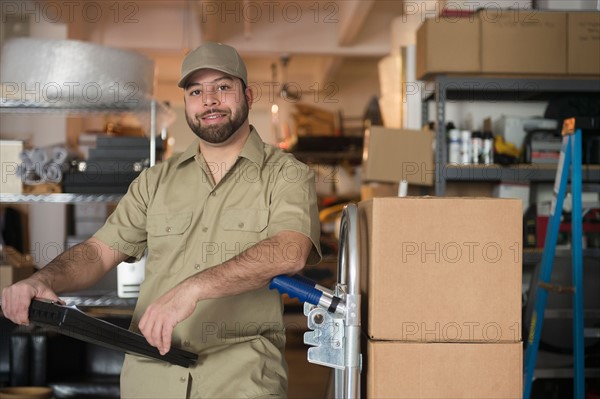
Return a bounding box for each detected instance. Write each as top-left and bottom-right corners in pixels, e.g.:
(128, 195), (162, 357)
(482, 131), (494, 165)
(481, 117), (494, 165)
(460, 130), (472, 164)
(471, 131), (482, 165)
(448, 129), (461, 164)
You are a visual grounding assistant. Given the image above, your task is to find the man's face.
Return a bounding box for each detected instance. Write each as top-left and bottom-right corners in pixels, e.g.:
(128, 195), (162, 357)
(183, 69), (251, 144)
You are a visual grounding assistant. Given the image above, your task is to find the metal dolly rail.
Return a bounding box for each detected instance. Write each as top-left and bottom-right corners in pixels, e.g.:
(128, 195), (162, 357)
(270, 203), (361, 399)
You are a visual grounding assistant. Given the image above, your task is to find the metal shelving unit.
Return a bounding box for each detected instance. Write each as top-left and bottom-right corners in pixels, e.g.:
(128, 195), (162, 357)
(420, 75), (600, 196)
(0, 193), (124, 204)
(441, 164), (600, 184)
(421, 77), (600, 392)
(524, 248), (600, 265)
(0, 97), (174, 204)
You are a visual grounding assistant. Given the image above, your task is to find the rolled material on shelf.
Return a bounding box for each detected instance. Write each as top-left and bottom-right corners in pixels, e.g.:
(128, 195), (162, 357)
(1, 38), (155, 106)
(17, 146), (72, 185)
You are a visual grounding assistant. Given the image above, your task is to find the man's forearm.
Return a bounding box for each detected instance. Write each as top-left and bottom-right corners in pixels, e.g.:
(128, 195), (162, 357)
(138, 231), (313, 354)
(32, 238), (125, 294)
(185, 231), (312, 302)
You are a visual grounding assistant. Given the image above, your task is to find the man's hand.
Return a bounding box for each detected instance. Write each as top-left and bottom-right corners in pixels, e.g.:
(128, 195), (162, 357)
(138, 231), (313, 355)
(1, 279), (62, 325)
(138, 279), (198, 355)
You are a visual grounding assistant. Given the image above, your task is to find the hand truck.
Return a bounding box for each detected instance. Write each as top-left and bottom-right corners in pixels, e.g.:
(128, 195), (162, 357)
(270, 203), (362, 399)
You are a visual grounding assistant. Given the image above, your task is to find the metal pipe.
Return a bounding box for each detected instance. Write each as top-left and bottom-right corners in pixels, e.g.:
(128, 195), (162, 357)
(339, 204), (361, 398)
(150, 99), (157, 166)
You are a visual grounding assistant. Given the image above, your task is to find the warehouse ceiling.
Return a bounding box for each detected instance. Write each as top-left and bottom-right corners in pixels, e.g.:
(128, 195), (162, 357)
(0, 0), (422, 110)
(187, 0), (405, 87)
(61, 0), (408, 92)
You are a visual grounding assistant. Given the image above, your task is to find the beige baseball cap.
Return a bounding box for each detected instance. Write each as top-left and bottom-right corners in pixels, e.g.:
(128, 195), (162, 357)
(178, 42), (248, 88)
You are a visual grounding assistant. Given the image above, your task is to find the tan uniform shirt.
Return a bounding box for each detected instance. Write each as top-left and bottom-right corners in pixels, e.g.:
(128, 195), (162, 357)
(94, 128), (321, 398)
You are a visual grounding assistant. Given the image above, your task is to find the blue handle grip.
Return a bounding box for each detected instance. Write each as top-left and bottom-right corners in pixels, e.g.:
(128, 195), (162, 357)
(290, 273), (317, 287)
(269, 275), (323, 306)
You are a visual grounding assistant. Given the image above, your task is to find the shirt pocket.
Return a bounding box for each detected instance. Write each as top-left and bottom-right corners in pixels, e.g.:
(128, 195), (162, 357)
(146, 212), (193, 274)
(221, 208), (269, 233)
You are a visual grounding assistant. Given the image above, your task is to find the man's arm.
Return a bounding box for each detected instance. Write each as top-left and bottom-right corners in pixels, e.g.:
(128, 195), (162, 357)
(1, 237), (129, 325)
(139, 230), (312, 355)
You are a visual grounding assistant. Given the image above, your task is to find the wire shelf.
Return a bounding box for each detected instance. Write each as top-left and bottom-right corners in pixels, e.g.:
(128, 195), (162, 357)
(0, 193), (124, 204)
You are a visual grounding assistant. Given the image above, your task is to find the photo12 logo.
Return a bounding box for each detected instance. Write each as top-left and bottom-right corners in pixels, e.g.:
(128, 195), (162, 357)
(248, 81), (339, 104)
(198, 1), (339, 24)
(401, 1), (534, 23)
(0, 81), (141, 104)
(1, 1), (139, 24)
(401, 241), (521, 263)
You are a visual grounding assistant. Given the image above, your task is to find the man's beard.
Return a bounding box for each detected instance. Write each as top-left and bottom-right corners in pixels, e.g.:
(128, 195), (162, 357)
(185, 97), (249, 144)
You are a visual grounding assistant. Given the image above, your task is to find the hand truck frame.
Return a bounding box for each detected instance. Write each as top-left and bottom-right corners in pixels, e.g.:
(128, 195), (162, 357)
(270, 203), (361, 398)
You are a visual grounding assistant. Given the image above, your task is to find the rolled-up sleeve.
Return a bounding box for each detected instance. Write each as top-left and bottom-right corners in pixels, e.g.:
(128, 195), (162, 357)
(93, 170), (150, 261)
(267, 159), (322, 265)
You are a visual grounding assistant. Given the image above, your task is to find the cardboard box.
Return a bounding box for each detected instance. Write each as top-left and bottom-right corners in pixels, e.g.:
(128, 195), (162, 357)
(362, 127), (434, 186)
(416, 17), (481, 80)
(359, 197), (522, 342)
(567, 12), (600, 75)
(0, 140), (23, 194)
(0, 264), (35, 292)
(361, 183), (431, 201)
(366, 341), (523, 398)
(378, 53), (402, 98)
(480, 10), (567, 74)
(378, 94), (402, 129)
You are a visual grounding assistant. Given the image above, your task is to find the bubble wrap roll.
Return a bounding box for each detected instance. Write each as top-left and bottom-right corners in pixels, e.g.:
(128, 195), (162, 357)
(1, 38), (155, 106)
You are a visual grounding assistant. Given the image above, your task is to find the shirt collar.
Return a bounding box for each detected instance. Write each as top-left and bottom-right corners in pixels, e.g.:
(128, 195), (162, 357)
(175, 125), (265, 168)
(239, 126), (265, 167)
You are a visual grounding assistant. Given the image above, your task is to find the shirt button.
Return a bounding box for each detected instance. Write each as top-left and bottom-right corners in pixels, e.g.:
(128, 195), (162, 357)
(194, 264), (201, 270)
(180, 376), (187, 382)
(211, 192), (216, 196)
(238, 222), (244, 228)
(183, 340), (190, 347)
(202, 227), (208, 232)
(166, 226), (171, 233)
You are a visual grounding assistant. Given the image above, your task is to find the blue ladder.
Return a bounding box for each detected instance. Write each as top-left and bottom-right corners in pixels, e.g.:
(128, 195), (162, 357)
(523, 117), (597, 399)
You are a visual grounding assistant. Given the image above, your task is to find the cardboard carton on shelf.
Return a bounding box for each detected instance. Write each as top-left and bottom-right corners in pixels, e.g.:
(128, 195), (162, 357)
(416, 16), (481, 80)
(366, 341), (523, 399)
(567, 12), (600, 75)
(480, 10), (567, 74)
(359, 197), (522, 342)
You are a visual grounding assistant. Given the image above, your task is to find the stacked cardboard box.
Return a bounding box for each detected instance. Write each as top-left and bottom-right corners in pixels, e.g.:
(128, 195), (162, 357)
(480, 9), (567, 75)
(416, 10), (599, 80)
(361, 127), (435, 187)
(567, 12), (600, 75)
(359, 197), (523, 398)
(416, 16), (481, 79)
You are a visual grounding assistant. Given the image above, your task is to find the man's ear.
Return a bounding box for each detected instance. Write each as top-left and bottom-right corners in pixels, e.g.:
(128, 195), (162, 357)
(245, 85), (254, 109)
